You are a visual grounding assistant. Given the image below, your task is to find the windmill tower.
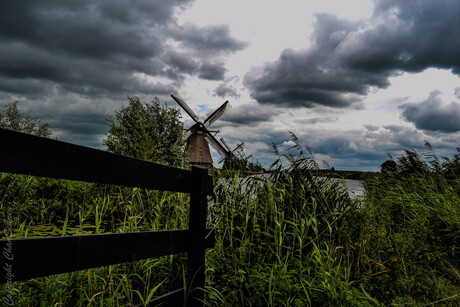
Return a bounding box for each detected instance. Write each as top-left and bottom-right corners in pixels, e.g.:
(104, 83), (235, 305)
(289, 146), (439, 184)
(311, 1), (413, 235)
(171, 93), (231, 168)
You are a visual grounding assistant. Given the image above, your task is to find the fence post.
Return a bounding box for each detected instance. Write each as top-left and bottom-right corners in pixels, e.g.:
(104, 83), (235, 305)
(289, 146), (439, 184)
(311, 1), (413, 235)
(187, 165), (209, 306)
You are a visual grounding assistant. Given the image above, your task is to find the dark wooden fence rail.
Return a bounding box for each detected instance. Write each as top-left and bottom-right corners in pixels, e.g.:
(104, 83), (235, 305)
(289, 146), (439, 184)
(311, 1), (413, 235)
(0, 127), (214, 306)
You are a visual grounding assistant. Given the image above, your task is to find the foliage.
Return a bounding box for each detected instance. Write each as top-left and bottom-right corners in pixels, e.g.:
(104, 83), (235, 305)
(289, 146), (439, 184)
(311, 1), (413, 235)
(103, 96), (185, 166)
(385, 141), (460, 177)
(1, 134), (459, 305)
(0, 101), (52, 137)
(344, 172), (460, 304)
(380, 159), (397, 173)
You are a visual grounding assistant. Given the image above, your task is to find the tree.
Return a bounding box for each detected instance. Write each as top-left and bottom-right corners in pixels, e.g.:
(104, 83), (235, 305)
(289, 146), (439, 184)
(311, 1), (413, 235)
(103, 96), (185, 166)
(380, 159), (397, 173)
(0, 101), (52, 137)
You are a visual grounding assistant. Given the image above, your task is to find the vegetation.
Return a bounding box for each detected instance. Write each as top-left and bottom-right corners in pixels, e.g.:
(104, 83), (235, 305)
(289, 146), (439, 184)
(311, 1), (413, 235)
(222, 155), (265, 173)
(0, 101), (52, 137)
(1, 132), (459, 306)
(103, 96), (186, 166)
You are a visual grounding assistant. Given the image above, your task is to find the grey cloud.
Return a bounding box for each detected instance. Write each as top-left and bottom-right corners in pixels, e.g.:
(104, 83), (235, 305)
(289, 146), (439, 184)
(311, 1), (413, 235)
(0, 2), (164, 61)
(245, 0), (460, 109)
(364, 124), (379, 132)
(455, 87), (460, 99)
(244, 14), (390, 108)
(170, 23), (249, 54)
(213, 83), (240, 99)
(198, 62), (226, 81)
(219, 103), (278, 126)
(0, 42), (174, 99)
(400, 91), (460, 132)
(0, 0), (248, 146)
(96, 0), (192, 25)
(163, 51), (200, 74)
(338, 1), (460, 74)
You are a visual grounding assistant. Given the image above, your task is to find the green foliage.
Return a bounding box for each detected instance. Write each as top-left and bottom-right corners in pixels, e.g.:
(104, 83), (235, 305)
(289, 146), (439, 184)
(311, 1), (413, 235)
(0, 100), (52, 137)
(386, 142), (460, 177)
(380, 159), (397, 173)
(343, 172), (460, 304)
(1, 134), (459, 305)
(103, 96), (185, 166)
(222, 155), (248, 171)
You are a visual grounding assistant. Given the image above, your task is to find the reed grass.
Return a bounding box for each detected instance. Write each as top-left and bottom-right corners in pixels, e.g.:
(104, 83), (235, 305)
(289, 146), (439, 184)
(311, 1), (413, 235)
(1, 140), (459, 305)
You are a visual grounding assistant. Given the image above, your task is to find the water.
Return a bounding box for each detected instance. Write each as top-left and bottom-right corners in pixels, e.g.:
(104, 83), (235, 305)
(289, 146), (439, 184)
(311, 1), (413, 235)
(327, 178), (365, 198)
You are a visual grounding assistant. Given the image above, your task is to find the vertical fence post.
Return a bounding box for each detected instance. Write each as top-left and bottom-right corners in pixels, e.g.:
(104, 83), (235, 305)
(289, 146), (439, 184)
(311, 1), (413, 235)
(188, 165), (209, 306)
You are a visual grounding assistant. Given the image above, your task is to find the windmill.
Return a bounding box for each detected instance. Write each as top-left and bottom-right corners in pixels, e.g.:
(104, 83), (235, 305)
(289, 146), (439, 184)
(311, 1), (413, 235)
(219, 138), (253, 169)
(171, 92), (231, 168)
(218, 137), (235, 164)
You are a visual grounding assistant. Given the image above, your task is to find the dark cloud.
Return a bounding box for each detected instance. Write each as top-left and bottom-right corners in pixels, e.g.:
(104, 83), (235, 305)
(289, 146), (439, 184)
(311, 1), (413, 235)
(245, 0), (460, 109)
(0, 0), (247, 146)
(169, 23), (249, 54)
(0, 1), (185, 100)
(198, 61), (226, 81)
(244, 14), (390, 108)
(0, 2), (166, 61)
(163, 51), (200, 75)
(213, 83), (240, 99)
(219, 103), (278, 126)
(335, 2), (460, 77)
(400, 91), (460, 132)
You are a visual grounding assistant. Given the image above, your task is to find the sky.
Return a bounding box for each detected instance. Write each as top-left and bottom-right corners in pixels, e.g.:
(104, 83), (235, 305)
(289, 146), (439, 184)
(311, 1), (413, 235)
(1, 0), (460, 171)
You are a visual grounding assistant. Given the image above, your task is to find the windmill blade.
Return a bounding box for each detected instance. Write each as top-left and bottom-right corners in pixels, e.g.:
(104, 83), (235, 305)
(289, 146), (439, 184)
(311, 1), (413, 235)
(220, 137), (232, 153)
(232, 142), (244, 153)
(218, 156), (226, 164)
(203, 101), (231, 126)
(183, 128), (193, 141)
(204, 131), (228, 156)
(205, 135), (227, 156)
(171, 93), (199, 122)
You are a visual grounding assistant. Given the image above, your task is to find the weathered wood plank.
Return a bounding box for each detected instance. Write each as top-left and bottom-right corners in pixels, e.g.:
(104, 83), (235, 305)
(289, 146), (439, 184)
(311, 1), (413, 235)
(0, 229), (215, 284)
(0, 128), (192, 193)
(187, 166), (210, 306)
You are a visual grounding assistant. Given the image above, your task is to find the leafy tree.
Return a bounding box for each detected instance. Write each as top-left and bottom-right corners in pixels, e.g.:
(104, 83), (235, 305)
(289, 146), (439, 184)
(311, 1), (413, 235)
(0, 101), (52, 137)
(103, 96), (185, 166)
(380, 159), (397, 173)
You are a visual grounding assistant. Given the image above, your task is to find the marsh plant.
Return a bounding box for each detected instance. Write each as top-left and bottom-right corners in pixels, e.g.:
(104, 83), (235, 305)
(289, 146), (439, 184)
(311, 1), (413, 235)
(0, 135), (459, 306)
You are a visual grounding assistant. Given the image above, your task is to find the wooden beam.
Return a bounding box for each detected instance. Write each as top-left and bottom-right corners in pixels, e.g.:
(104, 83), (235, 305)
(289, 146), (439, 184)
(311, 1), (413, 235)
(0, 128), (192, 193)
(0, 229), (215, 284)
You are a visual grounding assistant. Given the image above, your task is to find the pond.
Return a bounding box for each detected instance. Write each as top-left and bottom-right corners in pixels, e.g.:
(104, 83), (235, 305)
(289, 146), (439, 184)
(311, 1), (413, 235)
(327, 178), (365, 198)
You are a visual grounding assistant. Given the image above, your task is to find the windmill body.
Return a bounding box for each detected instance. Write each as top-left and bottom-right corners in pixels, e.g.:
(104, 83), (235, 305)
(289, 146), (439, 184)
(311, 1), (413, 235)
(186, 124), (213, 168)
(171, 93), (230, 168)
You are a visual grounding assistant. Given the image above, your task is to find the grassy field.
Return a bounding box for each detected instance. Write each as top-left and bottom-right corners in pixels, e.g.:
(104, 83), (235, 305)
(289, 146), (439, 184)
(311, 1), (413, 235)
(1, 144), (459, 306)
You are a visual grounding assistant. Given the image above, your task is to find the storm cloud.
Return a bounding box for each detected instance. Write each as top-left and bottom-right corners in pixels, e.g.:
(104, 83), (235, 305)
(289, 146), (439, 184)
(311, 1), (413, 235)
(219, 103), (278, 126)
(0, 0), (247, 145)
(244, 0), (460, 108)
(168, 23), (249, 54)
(400, 91), (460, 133)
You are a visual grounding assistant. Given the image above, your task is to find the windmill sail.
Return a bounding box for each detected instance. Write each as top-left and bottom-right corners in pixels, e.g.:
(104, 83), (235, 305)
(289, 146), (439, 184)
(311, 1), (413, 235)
(171, 93), (199, 122)
(203, 101), (231, 126)
(220, 137), (232, 152)
(183, 128), (193, 141)
(204, 132), (228, 156)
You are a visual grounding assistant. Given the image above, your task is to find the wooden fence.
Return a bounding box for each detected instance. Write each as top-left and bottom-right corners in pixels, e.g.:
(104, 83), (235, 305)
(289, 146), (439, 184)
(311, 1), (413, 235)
(0, 127), (215, 306)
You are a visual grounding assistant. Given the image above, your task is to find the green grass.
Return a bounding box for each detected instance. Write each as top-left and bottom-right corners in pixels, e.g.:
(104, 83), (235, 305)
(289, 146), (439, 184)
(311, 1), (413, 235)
(1, 142), (459, 306)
